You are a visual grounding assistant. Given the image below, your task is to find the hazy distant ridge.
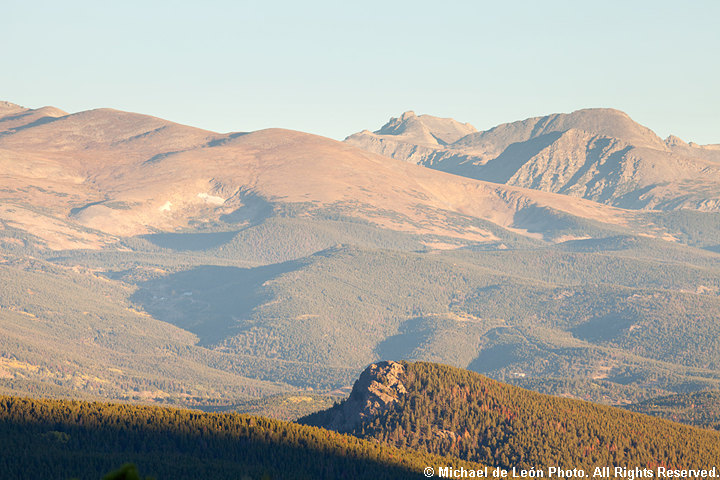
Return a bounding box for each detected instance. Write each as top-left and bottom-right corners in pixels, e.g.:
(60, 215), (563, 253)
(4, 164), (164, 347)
(346, 108), (720, 211)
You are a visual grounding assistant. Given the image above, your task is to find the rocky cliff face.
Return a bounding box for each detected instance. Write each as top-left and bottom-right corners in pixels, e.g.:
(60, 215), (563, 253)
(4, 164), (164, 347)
(300, 361), (407, 432)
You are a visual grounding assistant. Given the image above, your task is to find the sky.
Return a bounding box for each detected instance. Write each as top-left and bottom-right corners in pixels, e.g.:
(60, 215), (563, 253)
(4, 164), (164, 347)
(3, 0), (719, 144)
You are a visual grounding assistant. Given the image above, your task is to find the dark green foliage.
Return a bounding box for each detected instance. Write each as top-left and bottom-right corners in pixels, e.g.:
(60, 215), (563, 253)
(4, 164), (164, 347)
(103, 463), (154, 480)
(0, 395), (485, 479)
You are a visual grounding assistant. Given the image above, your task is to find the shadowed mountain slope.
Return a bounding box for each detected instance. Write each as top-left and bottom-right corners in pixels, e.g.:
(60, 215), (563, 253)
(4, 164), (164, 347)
(0, 395), (486, 479)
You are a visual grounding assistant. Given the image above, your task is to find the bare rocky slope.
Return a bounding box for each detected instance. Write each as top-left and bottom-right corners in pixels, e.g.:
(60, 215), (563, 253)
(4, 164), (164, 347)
(346, 109), (720, 211)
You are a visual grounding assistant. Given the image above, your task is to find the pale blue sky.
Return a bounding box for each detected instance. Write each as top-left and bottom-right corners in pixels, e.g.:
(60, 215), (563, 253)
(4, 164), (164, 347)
(3, 0), (719, 144)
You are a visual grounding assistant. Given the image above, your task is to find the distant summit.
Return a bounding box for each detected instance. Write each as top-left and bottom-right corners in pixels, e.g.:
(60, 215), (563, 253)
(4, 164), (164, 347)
(664, 134), (689, 147)
(0, 101), (26, 115)
(453, 108), (666, 151)
(367, 110), (477, 146)
(346, 108), (720, 211)
(0, 102), (68, 132)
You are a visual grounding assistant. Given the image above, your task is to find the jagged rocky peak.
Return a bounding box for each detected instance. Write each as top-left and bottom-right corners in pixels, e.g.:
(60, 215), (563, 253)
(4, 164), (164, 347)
(375, 111), (416, 135)
(665, 134), (688, 147)
(373, 111), (477, 145)
(399, 110), (416, 121)
(353, 360), (407, 408)
(300, 361), (407, 432)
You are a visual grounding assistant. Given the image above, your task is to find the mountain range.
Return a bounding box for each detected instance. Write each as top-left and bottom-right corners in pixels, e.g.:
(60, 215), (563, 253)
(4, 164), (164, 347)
(2, 101), (720, 410)
(346, 109), (720, 211)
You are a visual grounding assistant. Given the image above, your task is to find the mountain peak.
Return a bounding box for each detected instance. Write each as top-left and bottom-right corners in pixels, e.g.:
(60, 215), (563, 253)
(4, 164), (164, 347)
(0, 105), (214, 153)
(537, 108), (666, 149)
(452, 107), (667, 152)
(0, 101), (68, 118)
(665, 134), (688, 147)
(371, 111), (477, 146)
(0, 101), (27, 116)
(0, 102), (69, 134)
(0, 100), (23, 109)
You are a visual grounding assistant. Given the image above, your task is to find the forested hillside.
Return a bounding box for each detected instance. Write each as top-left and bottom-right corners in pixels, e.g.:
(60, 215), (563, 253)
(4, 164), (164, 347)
(302, 362), (720, 470)
(0, 395), (485, 479)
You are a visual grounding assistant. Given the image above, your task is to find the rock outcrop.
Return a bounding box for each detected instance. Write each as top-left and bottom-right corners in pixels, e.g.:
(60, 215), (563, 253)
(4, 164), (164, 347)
(300, 361), (407, 432)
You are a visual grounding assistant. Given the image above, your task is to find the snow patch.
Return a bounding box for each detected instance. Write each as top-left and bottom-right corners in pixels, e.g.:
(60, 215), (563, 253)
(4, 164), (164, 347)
(159, 201), (172, 212)
(197, 192), (225, 205)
